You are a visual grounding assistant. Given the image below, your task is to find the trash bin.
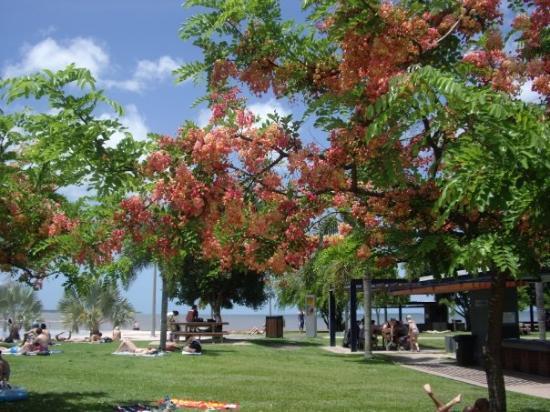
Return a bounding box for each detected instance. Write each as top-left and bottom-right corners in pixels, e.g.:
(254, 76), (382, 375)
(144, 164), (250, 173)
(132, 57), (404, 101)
(454, 335), (476, 366)
(445, 336), (456, 353)
(265, 316), (284, 338)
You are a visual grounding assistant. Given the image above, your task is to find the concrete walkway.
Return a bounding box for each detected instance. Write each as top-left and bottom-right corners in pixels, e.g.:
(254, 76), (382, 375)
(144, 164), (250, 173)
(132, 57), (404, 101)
(323, 347), (550, 399)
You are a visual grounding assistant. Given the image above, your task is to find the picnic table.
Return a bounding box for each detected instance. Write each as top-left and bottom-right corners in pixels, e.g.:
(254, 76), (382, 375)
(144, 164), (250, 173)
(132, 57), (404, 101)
(172, 322), (229, 343)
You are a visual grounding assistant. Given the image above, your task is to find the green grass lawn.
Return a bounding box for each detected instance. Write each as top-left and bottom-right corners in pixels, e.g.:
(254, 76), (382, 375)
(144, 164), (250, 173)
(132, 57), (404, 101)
(2, 337), (549, 411)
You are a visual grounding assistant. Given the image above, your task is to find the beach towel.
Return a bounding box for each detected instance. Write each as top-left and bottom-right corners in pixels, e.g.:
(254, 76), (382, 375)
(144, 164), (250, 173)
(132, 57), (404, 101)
(2, 348), (63, 356)
(165, 398), (239, 410)
(112, 351), (165, 357)
(0, 386), (28, 402)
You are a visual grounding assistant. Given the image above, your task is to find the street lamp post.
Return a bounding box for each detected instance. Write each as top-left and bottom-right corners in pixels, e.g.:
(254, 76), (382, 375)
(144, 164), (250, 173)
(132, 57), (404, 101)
(151, 264), (157, 337)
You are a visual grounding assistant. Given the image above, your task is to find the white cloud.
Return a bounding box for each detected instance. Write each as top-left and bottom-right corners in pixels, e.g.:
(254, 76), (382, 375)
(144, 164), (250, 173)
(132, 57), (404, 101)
(3, 37), (179, 94)
(249, 99), (290, 122)
(105, 56), (180, 92)
(3, 37), (109, 78)
(196, 99), (290, 128)
(197, 108), (211, 128)
(100, 104), (149, 148)
(519, 81), (543, 104)
(39, 25), (57, 37)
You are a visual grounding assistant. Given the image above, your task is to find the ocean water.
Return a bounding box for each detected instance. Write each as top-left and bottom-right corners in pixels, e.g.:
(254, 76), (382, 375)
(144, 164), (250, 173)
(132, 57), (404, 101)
(1, 309), (536, 338)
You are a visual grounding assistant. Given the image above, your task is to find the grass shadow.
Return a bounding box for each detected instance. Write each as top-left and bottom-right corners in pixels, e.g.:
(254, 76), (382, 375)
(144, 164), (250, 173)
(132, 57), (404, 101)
(248, 338), (323, 349)
(339, 356), (393, 365)
(1, 391), (113, 412)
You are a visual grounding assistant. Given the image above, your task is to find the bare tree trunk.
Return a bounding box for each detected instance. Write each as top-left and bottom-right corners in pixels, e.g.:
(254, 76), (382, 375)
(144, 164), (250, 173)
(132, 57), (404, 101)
(212, 298), (222, 322)
(535, 282), (546, 341)
(159, 275), (168, 351)
(363, 274), (373, 358)
(484, 272), (507, 412)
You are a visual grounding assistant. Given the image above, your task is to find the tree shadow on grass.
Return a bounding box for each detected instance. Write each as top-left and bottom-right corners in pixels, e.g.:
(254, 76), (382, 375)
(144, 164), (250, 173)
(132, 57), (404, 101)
(339, 356), (391, 365)
(248, 338), (323, 349)
(0, 391), (121, 412)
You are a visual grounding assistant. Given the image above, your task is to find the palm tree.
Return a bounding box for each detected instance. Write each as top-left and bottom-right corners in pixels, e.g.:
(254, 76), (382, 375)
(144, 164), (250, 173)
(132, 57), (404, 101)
(58, 280), (134, 335)
(0, 282), (43, 331)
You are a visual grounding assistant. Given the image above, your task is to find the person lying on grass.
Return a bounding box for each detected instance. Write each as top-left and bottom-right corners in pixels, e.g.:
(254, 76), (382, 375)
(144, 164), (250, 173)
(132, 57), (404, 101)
(55, 331), (71, 342)
(116, 339), (159, 355)
(423, 384), (489, 412)
(182, 339), (202, 354)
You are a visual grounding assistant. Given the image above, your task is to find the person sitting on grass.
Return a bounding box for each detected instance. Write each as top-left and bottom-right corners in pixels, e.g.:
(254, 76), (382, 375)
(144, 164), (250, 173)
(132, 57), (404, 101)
(22, 323), (40, 343)
(116, 339), (159, 355)
(0, 350), (10, 389)
(40, 323), (52, 345)
(19, 328), (49, 354)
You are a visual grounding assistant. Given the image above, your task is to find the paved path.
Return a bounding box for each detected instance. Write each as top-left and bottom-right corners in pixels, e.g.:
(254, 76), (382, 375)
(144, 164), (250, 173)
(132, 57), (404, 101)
(323, 347), (550, 399)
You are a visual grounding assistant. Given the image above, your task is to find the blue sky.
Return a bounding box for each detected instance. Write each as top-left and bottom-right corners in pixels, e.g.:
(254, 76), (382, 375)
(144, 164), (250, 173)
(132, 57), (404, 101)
(0, 0), (311, 314)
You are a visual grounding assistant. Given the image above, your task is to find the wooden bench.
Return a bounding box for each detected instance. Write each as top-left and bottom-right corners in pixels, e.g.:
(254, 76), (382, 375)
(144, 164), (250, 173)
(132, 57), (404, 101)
(172, 322), (229, 343)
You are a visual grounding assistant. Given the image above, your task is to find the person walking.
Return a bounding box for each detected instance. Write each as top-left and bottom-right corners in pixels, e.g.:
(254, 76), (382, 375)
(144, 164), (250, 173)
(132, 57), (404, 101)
(406, 315), (420, 352)
(298, 310), (305, 333)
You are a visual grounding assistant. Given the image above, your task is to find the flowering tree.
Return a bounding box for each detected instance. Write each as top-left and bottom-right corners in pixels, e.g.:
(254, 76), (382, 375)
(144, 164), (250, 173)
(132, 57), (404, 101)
(174, 1), (549, 410)
(0, 66), (144, 288)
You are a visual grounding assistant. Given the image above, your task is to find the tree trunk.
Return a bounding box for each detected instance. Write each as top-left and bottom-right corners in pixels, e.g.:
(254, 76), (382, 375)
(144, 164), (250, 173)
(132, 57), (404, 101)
(535, 282), (546, 341)
(212, 298), (222, 322)
(484, 272), (507, 412)
(363, 274), (373, 359)
(159, 275), (168, 351)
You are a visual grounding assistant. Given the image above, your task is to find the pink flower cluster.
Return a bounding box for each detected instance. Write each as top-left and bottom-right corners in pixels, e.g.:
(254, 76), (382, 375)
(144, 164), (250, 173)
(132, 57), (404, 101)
(48, 213), (78, 236)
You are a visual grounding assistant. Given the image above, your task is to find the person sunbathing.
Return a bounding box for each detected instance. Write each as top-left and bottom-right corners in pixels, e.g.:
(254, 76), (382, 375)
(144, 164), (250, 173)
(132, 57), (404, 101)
(116, 339), (158, 355)
(112, 327), (122, 342)
(423, 384), (490, 412)
(463, 398), (490, 412)
(423, 383), (462, 412)
(55, 331), (72, 342)
(248, 326), (264, 335)
(182, 339), (202, 354)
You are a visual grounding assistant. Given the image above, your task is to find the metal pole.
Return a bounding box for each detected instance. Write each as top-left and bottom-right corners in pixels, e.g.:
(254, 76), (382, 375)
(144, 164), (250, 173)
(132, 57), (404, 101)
(536, 282), (546, 341)
(363, 274), (373, 358)
(329, 289), (336, 347)
(151, 264), (157, 337)
(529, 284), (535, 332)
(159, 275), (168, 351)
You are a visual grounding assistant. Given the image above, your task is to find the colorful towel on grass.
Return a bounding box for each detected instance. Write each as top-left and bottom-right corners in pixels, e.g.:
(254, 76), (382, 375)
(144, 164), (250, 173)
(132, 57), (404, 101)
(162, 398), (239, 410)
(112, 351), (165, 357)
(2, 349), (63, 356)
